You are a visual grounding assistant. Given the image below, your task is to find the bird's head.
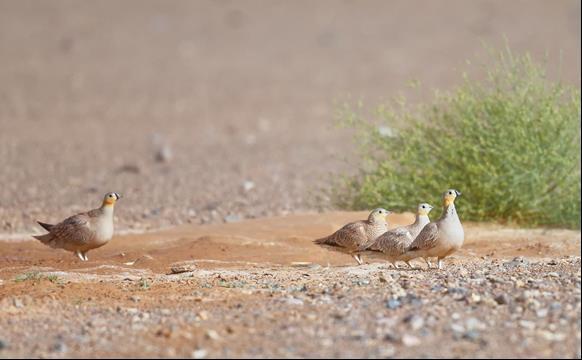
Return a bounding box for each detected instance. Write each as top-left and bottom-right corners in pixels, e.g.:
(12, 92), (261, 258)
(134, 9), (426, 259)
(102, 192), (122, 207)
(417, 203), (434, 216)
(369, 208), (390, 222)
(442, 189), (461, 206)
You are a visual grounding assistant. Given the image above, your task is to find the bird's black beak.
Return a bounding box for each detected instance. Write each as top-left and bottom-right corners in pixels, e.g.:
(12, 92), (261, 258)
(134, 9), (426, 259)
(115, 193), (122, 200)
(455, 190), (462, 196)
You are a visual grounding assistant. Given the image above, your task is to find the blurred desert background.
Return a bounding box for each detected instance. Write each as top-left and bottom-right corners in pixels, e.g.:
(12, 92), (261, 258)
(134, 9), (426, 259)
(0, 0), (580, 358)
(0, 0), (580, 234)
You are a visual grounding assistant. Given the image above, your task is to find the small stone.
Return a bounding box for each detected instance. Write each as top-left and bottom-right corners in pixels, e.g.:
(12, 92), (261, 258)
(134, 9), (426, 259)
(447, 287), (468, 300)
(549, 302), (562, 311)
(0, 339), (7, 350)
(401, 334), (420, 347)
(282, 297), (304, 306)
(519, 320), (536, 330)
(378, 345), (396, 357)
(191, 349), (208, 359)
(547, 272), (560, 278)
(385, 299), (401, 310)
(469, 293), (482, 304)
(463, 330), (481, 342)
(516, 290), (538, 303)
(403, 314), (424, 331)
(155, 145), (173, 163)
(129, 295), (141, 303)
(465, 317), (486, 331)
(187, 208), (197, 217)
(451, 323), (465, 334)
(13, 298), (23, 308)
(50, 342), (67, 353)
(538, 330), (566, 342)
(383, 333), (401, 343)
(242, 180), (255, 192)
(170, 262), (197, 274)
(224, 214), (242, 223)
(495, 294), (510, 305)
(431, 285), (445, 292)
(198, 311), (209, 320)
(354, 279), (370, 286)
(205, 330), (221, 341)
(536, 308), (548, 318)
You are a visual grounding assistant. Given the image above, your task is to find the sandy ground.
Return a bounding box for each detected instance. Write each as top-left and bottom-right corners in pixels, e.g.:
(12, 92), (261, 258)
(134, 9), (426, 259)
(0, 211), (581, 358)
(0, 0), (580, 234)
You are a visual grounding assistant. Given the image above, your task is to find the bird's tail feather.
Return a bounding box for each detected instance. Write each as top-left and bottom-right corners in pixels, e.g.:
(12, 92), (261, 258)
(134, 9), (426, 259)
(37, 221), (54, 231)
(313, 235), (338, 247)
(314, 236), (332, 245)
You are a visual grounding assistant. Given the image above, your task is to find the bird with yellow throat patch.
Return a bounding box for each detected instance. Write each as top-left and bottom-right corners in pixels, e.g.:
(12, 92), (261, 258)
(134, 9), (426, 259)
(400, 189), (464, 269)
(33, 192), (121, 261)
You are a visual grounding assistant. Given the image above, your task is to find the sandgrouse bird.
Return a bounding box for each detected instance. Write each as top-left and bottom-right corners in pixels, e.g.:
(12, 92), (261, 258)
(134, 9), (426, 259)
(314, 208), (389, 265)
(400, 189), (464, 269)
(364, 203), (433, 268)
(33, 192), (121, 261)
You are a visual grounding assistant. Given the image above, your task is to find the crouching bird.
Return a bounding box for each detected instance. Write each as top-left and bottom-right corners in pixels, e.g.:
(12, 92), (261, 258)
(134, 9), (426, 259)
(33, 192), (121, 261)
(314, 208), (389, 265)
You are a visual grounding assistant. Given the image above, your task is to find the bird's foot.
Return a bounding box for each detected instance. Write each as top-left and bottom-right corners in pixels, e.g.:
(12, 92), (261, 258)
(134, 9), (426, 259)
(76, 252), (85, 261)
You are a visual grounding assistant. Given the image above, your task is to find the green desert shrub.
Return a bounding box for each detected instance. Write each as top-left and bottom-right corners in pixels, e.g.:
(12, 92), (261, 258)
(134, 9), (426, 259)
(334, 48), (581, 228)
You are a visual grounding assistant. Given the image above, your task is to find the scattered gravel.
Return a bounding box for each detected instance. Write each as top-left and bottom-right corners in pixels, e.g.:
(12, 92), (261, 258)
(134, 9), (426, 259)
(0, 257), (579, 358)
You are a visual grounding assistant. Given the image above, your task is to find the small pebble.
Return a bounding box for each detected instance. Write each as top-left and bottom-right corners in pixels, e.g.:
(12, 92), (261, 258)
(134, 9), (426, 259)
(519, 320), (536, 330)
(385, 299), (401, 310)
(205, 330), (221, 341)
(155, 145), (173, 163)
(224, 214), (242, 223)
(242, 180), (255, 192)
(401, 334), (420, 347)
(404, 315), (424, 331)
(191, 349), (208, 359)
(494, 294), (510, 305)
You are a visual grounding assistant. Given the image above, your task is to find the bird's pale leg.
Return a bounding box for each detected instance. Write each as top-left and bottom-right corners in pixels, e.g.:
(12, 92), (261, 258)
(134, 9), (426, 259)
(425, 258), (432, 269)
(82, 252), (89, 261)
(353, 254), (363, 265)
(405, 261), (414, 269)
(437, 258), (444, 270)
(75, 251), (84, 261)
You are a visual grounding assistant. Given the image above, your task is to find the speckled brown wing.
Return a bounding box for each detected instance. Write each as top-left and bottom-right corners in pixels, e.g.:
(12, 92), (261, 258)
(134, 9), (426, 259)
(44, 213), (96, 250)
(316, 221), (368, 251)
(407, 222), (439, 252)
(365, 227), (412, 256)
